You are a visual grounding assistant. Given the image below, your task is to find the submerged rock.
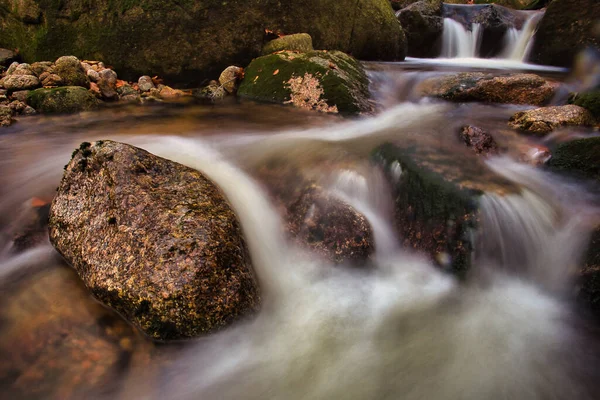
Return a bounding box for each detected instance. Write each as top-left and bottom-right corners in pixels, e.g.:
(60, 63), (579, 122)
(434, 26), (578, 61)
(238, 50), (372, 115)
(459, 125), (499, 156)
(509, 105), (595, 135)
(530, 0), (600, 67)
(417, 72), (557, 105)
(49, 141), (260, 340)
(372, 142), (517, 274)
(547, 137), (600, 181)
(262, 33), (314, 55)
(255, 161), (374, 264)
(26, 86), (100, 113)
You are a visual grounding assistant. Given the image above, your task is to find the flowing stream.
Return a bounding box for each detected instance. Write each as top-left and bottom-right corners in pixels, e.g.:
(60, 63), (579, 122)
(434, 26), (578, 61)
(0, 59), (599, 399)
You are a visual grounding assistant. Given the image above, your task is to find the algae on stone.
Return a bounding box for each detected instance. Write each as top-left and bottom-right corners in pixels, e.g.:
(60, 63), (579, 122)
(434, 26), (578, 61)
(26, 86), (99, 113)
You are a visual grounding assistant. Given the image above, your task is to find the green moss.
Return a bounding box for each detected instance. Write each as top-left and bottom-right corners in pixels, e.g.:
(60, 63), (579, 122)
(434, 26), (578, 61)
(547, 137), (600, 181)
(27, 87), (100, 114)
(238, 50), (370, 115)
(571, 91), (600, 121)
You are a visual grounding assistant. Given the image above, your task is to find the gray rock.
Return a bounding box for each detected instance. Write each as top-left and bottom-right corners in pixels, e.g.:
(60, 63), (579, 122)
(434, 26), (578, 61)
(87, 69), (100, 82)
(6, 62), (19, 76)
(1, 75), (40, 91)
(11, 63), (35, 76)
(137, 76), (155, 92)
(49, 140), (261, 340)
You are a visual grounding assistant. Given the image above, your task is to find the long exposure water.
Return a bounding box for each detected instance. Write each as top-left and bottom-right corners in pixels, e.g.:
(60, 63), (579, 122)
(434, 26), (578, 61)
(1, 60), (599, 399)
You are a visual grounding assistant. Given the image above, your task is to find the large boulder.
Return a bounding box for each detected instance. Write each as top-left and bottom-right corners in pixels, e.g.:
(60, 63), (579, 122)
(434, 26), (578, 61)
(417, 72), (558, 105)
(26, 87), (100, 113)
(372, 142), (518, 274)
(49, 141), (260, 340)
(0, 0), (405, 85)
(508, 105), (595, 135)
(530, 0), (600, 67)
(238, 50), (372, 115)
(397, 0), (444, 58)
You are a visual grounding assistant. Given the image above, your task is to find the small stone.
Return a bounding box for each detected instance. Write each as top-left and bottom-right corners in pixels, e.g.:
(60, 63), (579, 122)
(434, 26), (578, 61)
(97, 69), (118, 100)
(41, 74), (63, 87)
(11, 90), (30, 102)
(89, 82), (102, 97)
(6, 62), (19, 76)
(509, 105), (595, 135)
(0, 104), (13, 126)
(262, 33), (314, 55)
(158, 85), (186, 99)
(1, 74), (40, 91)
(459, 125), (499, 156)
(81, 62), (92, 72)
(9, 100), (27, 114)
(21, 105), (36, 115)
(11, 63), (35, 76)
(54, 56), (90, 88)
(31, 61), (53, 77)
(0, 48), (17, 67)
(218, 66), (243, 94)
(138, 76), (155, 92)
(87, 69), (100, 82)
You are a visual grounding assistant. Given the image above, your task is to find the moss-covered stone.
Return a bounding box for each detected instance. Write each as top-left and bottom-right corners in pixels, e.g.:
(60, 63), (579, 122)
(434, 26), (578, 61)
(49, 140), (260, 340)
(530, 0), (600, 67)
(26, 86), (99, 113)
(53, 55), (90, 88)
(571, 91), (600, 121)
(0, 0), (404, 86)
(547, 137), (600, 181)
(238, 50), (371, 115)
(372, 142), (518, 275)
(262, 33), (314, 55)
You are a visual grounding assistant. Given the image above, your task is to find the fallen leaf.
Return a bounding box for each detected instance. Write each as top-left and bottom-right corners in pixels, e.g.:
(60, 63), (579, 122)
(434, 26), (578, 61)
(115, 80), (127, 88)
(31, 197), (48, 207)
(273, 69), (279, 76)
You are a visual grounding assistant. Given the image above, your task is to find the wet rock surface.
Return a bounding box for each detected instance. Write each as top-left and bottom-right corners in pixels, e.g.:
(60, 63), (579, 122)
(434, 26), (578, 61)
(49, 141), (260, 340)
(372, 142), (518, 274)
(418, 72), (558, 105)
(0, 264), (152, 400)
(238, 50), (372, 115)
(509, 105), (596, 135)
(254, 160), (374, 264)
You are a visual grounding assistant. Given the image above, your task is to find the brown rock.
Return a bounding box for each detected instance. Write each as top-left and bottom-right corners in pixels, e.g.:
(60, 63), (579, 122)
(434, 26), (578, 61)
(218, 66), (244, 94)
(508, 105), (595, 135)
(418, 72), (558, 105)
(459, 125), (499, 156)
(41, 74), (64, 87)
(48, 141), (260, 340)
(1, 74), (40, 91)
(254, 160), (374, 264)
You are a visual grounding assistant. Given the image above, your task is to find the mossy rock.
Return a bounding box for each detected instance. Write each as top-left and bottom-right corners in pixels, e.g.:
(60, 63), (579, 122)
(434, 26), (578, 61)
(238, 50), (371, 115)
(371, 142), (518, 275)
(26, 86), (99, 113)
(547, 137), (600, 181)
(49, 141), (261, 340)
(571, 91), (600, 121)
(530, 0), (600, 67)
(262, 33), (314, 55)
(0, 0), (404, 86)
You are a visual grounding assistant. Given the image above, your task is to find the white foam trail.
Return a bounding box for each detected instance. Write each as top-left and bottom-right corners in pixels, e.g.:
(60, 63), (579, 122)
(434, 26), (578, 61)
(0, 244), (55, 280)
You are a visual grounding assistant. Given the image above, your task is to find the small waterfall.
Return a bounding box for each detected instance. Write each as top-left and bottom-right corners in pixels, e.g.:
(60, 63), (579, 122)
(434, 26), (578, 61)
(501, 13), (543, 61)
(440, 19), (482, 58)
(440, 12), (543, 61)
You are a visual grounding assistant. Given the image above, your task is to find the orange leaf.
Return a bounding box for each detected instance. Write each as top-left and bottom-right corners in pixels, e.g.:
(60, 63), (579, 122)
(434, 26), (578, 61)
(273, 69), (279, 76)
(31, 197), (48, 207)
